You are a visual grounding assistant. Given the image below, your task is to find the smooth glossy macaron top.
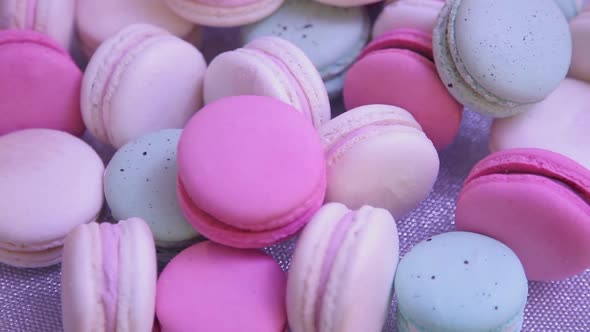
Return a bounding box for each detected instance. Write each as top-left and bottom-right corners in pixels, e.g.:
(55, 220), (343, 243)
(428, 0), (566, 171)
(287, 203), (399, 332)
(178, 95), (326, 248)
(395, 232), (528, 332)
(204, 36), (331, 128)
(81, 24), (207, 149)
(569, 9), (590, 82)
(61, 218), (157, 332)
(0, 129), (104, 267)
(490, 78), (590, 170)
(434, 0), (572, 117)
(456, 148), (590, 281)
(76, 0), (195, 56)
(241, 0), (370, 97)
(104, 129), (199, 247)
(373, 0), (443, 38)
(321, 104), (439, 219)
(0, 0), (76, 50)
(156, 241), (287, 332)
(0, 30), (84, 136)
(163, 0), (285, 27)
(344, 28), (463, 149)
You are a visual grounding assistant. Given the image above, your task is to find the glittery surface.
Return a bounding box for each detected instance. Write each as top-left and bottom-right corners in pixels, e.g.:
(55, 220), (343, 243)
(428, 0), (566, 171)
(1, 25), (589, 332)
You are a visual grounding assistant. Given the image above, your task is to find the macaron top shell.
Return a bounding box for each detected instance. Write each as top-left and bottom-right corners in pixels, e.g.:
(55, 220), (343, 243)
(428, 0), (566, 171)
(395, 232), (528, 332)
(449, 0), (571, 105)
(490, 78), (590, 169)
(373, 0), (443, 38)
(178, 95), (326, 231)
(156, 241), (287, 332)
(104, 129), (198, 246)
(0, 129), (104, 267)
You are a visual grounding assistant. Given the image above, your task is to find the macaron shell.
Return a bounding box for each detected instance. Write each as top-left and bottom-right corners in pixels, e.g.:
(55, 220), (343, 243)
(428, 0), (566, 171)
(104, 129), (199, 246)
(163, 0), (284, 27)
(0, 129), (104, 267)
(0, 30), (84, 136)
(76, 0), (194, 56)
(373, 0), (443, 38)
(569, 10), (590, 82)
(450, 0), (571, 104)
(314, 0), (381, 7)
(490, 78), (590, 169)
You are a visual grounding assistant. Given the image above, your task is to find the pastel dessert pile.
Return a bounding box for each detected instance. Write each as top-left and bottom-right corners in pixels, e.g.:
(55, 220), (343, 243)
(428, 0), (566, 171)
(0, 0), (588, 331)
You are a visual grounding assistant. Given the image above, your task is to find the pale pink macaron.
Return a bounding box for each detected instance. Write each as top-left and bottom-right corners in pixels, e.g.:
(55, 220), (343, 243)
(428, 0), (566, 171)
(490, 78), (590, 170)
(177, 96), (327, 249)
(156, 241), (287, 331)
(76, 0), (196, 57)
(287, 203), (399, 332)
(61, 218), (157, 332)
(320, 104), (439, 220)
(314, 0), (383, 7)
(373, 0), (443, 38)
(456, 148), (590, 281)
(163, 0), (284, 27)
(569, 8), (590, 82)
(0, 0), (75, 50)
(81, 24), (207, 149)
(204, 36), (331, 128)
(0, 129), (104, 268)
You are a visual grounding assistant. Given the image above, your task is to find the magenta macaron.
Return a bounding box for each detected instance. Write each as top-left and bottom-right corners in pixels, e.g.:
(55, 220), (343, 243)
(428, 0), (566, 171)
(0, 30), (84, 137)
(455, 148), (590, 281)
(344, 28), (463, 149)
(177, 95), (327, 248)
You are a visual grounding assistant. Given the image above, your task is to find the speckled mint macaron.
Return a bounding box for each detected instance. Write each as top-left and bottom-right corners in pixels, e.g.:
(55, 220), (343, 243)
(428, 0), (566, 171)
(104, 129), (200, 257)
(395, 232), (528, 332)
(241, 0), (370, 98)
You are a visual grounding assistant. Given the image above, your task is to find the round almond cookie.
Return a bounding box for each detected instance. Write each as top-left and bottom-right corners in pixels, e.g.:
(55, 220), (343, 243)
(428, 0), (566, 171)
(0, 129), (104, 268)
(373, 0), (443, 38)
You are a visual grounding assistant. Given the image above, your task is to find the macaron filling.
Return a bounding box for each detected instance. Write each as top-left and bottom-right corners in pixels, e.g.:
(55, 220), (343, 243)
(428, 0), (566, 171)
(25, 0), (37, 29)
(314, 210), (357, 330)
(100, 223), (120, 332)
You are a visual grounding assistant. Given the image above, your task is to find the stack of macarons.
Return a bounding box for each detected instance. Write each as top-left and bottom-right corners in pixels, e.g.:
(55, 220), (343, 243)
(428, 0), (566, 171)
(1, 0), (589, 331)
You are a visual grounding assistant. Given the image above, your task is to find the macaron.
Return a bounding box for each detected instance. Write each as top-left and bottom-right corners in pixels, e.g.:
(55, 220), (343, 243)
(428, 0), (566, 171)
(61, 218), (157, 332)
(373, 0), (443, 38)
(204, 36), (330, 128)
(320, 105), (439, 220)
(554, 0), (586, 19)
(287, 203), (399, 332)
(490, 78), (590, 169)
(433, 0), (572, 117)
(178, 96), (326, 249)
(569, 8), (590, 82)
(395, 232), (528, 332)
(0, 30), (84, 137)
(81, 24), (207, 149)
(76, 0), (195, 57)
(104, 129), (200, 259)
(241, 0), (371, 98)
(156, 241), (287, 332)
(0, 0), (75, 50)
(314, 0), (382, 7)
(0, 129), (104, 268)
(344, 28), (463, 148)
(455, 148), (590, 281)
(163, 0), (284, 27)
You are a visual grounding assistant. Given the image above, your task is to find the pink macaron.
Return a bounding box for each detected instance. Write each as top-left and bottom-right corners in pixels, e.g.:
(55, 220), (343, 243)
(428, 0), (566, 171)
(204, 36), (331, 129)
(177, 95), (327, 248)
(76, 0), (196, 57)
(569, 8), (590, 82)
(344, 29), (463, 149)
(61, 218), (157, 332)
(320, 104), (439, 220)
(373, 0), (443, 39)
(287, 203), (399, 332)
(163, 0), (284, 27)
(156, 241), (287, 332)
(0, 30), (84, 136)
(0, 0), (76, 50)
(455, 148), (590, 281)
(314, 0), (382, 7)
(81, 24), (207, 149)
(0, 129), (104, 268)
